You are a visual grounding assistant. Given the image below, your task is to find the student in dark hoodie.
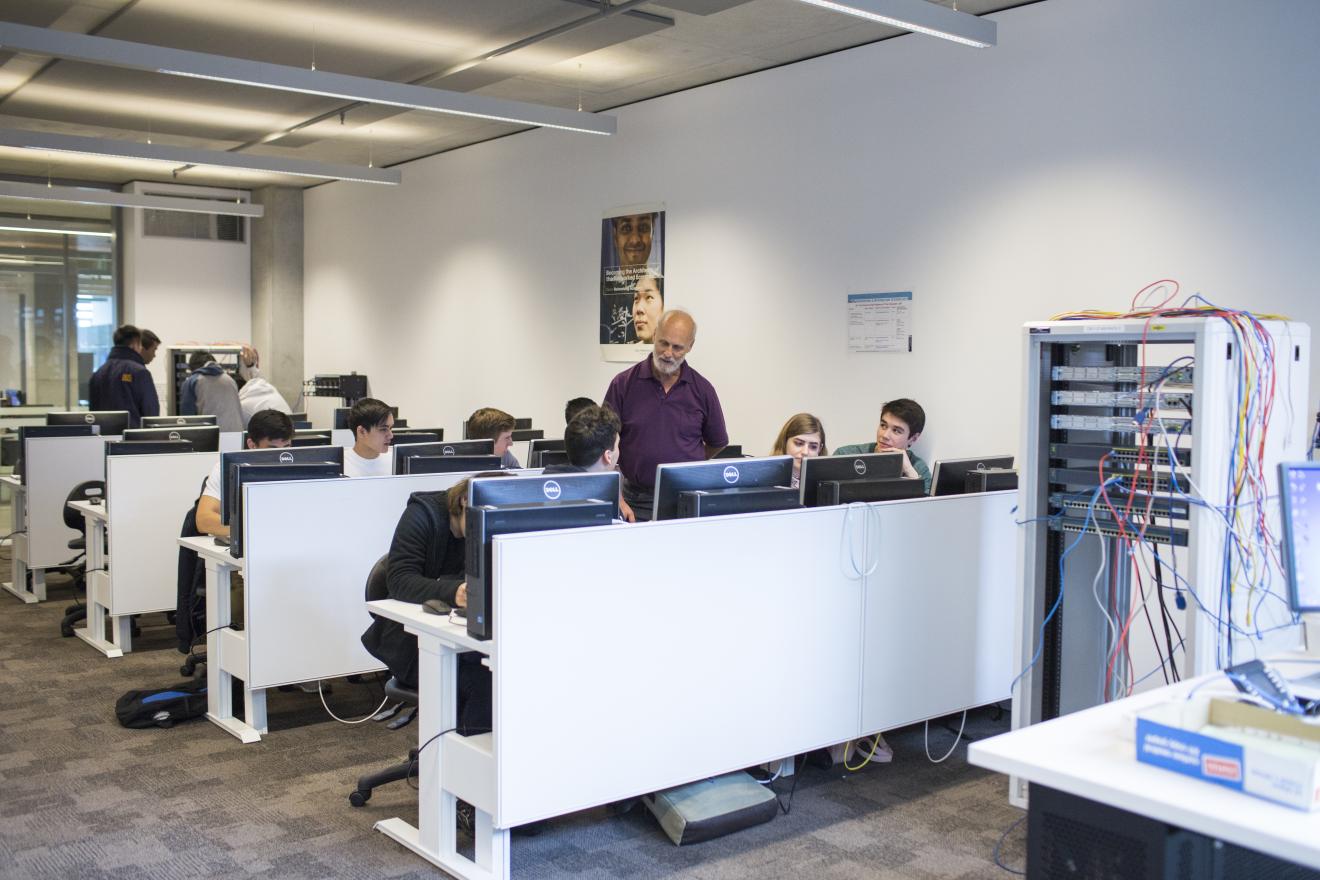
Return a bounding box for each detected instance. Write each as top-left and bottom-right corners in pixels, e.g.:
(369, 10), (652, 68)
(179, 350), (243, 433)
(362, 473), (509, 735)
(88, 324), (160, 427)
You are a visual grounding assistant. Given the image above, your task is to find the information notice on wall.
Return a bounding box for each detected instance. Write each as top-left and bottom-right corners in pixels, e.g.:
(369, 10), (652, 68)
(848, 291), (912, 353)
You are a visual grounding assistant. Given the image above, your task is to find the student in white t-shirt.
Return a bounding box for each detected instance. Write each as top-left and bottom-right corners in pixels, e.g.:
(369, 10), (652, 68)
(345, 398), (395, 478)
(195, 409), (294, 539)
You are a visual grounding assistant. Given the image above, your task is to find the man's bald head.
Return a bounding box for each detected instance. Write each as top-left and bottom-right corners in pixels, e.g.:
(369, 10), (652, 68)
(651, 309), (698, 379)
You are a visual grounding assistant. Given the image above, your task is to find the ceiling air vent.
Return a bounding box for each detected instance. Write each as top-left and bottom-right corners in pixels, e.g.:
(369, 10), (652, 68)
(142, 193), (247, 243)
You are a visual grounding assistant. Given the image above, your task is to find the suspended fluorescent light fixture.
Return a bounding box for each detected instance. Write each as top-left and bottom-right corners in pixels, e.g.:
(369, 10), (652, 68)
(0, 22), (616, 135)
(796, 0), (996, 48)
(0, 180), (264, 217)
(0, 221), (114, 238)
(0, 128), (400, 185)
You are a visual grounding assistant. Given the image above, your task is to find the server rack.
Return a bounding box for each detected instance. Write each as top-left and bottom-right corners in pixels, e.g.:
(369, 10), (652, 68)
(165, 344), (243, 416)
(1014, 317), (1310, 746)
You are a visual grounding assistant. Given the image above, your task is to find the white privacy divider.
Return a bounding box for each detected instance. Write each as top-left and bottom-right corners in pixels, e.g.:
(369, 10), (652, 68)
(107, 451), (219, 614)
(24, 435), (108, 568)
(240, 471), (474, 691)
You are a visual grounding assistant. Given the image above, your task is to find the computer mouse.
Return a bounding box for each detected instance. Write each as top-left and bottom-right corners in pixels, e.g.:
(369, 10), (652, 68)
(422, 598), (451, 615)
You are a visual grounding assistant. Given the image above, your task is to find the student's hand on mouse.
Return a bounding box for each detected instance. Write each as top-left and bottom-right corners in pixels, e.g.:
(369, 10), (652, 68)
(619, 497), (636, 523)
(455, 583), (467, 607)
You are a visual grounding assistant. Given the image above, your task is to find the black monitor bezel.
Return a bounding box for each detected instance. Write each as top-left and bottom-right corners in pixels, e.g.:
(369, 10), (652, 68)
(652, 456), (795, 521)
(931, 455), (1015, 497)
(219, 444), (345, 525)
(798, 452), (906, 507)
(46, 410), (129, 435)
(121, 426), (221, 453)
(469, 471), (620, 519)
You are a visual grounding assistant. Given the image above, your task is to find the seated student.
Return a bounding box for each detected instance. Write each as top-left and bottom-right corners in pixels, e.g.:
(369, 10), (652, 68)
(362, 474), (509, 736)
(564, 396), (595, 426)
(466, 406), (520, 468)
(345, 397), (394, 478)
(833, 398), (932, 494)
(544, 405), (620, 474)
(770, 413), (827, 489)
(195, 409), (295, 539)
(180, 350), (244, 433)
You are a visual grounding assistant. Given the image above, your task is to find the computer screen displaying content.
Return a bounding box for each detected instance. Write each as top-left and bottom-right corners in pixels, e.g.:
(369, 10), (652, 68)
(227, 463), (342, 558)
(404, 455), (502, 475)
(219, 445), (345, 526)
(528, 438), (565, 468)
(1280, 462), (1320, 614)
(930, 456), (1015, 497)
(652, 456), (798, 521)
(47, 410), (129, 436)
(465, 472), (620, 640)
(798, 452), (905, 507)
(141, 415), (218, 428)
(121, 426), (221, 453)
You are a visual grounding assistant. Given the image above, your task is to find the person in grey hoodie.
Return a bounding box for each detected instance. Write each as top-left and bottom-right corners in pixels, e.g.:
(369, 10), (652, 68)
(180, 350), (244, 433)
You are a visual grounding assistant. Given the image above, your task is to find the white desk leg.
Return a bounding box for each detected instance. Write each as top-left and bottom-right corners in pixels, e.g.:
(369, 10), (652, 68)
(202, 554), (261, 744)
(74, 518), (127, 658)
(244, 684), (268, 735)
(376, 637), (506, 880)
(2, 490), (42, 603)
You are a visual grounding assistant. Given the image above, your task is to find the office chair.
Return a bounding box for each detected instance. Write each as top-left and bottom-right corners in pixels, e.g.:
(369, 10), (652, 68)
(349, 554), (420, 807)
(58, 480), (105, 637)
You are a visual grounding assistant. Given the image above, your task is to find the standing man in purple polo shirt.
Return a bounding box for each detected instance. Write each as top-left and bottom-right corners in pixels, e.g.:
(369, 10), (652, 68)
(604, 309), (728, 522)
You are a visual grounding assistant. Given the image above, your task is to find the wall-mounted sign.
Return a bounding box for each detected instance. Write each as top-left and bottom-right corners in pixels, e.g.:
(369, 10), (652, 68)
(600, 204), (665, 362)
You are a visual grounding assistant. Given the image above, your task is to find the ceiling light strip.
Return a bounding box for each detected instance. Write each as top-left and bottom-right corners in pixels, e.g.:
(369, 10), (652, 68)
(0, 180), (264, 218)
(0, 128), (401, 185)
(796, 0), (996, 48)
(0, 22), (616, 135)
(0, 222), (114, 238)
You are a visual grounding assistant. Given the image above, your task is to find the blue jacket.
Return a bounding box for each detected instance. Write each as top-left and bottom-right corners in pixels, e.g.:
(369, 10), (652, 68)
(88, 346), (160, 428)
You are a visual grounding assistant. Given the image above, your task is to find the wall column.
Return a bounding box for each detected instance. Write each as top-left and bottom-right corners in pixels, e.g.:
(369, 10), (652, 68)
(250, 186), (304, 406)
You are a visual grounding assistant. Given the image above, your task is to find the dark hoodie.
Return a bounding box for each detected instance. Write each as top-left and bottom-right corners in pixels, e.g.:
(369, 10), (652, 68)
(88, 345), (159, 427)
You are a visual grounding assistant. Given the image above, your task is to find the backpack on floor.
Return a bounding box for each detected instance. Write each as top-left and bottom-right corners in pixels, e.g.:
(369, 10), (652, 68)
(115, 679), (208, 729)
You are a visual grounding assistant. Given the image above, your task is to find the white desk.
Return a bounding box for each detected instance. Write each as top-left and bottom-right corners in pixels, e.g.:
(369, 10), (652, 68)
(968, 666), (1320, 872)
(367, 492), (1019, 880)
(181, 534), (260, 742)
(368, 599), (504, 880)
(66, 498), (125, 655)
(1, 473), (42, 602)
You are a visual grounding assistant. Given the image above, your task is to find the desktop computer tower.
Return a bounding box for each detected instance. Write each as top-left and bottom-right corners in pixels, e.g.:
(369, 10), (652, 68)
(465, 500), (613, 640)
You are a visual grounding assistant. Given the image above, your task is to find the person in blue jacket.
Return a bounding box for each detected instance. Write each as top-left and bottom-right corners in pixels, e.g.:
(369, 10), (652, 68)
(87, 324), (160, 427)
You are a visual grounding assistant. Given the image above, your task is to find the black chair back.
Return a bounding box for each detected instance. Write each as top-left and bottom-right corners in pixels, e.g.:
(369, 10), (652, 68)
(63, 480), (105, 532)
(365, 554), (390, 602)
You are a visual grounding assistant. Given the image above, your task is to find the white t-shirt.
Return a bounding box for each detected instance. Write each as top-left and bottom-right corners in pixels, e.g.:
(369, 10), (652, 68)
(203, 461), (223, 501)
(344, 446), (392, 478)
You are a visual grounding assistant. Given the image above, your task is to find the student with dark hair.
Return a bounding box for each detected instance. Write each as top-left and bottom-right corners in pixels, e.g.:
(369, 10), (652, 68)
(834, 398), (931, 493)
(545, 405), (620, 474)
(194, 409), (295, 539)
(88, 323), (160, 426)
(180, 350), (243, 432)
(140, 329), (162, 365)
(362, 473), (510, 734)
(466, 406), (519, 468)
(564, 397), (595, 425)
(346, 397), (394, 477)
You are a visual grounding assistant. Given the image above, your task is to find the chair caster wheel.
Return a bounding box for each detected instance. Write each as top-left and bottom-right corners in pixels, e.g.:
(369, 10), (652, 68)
(349, 790), (370, 807)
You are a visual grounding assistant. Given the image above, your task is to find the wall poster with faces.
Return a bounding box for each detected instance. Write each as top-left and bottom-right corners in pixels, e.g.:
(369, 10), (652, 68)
(599, 204), (665, 361)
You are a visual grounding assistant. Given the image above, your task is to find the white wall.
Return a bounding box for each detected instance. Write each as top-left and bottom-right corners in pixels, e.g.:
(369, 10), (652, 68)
(304, 0), (1320, 461)
(122, 181), (252, 397)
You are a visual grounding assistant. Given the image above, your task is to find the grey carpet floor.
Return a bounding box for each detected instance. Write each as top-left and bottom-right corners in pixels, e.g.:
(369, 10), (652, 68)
(0, 568), (1026, 880)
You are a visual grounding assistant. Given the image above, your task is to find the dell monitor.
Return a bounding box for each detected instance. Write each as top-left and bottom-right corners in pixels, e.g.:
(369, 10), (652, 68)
(47, 410), (129, 436)
(818, 477), (926, 505)
(465, 472), (620, 639)
(652, 456), (798, 521)
(511, 428), (543, 442)
(218, 445), (345, 526)
(107, 440), (194, 457)
(538, 450), (571, 468)
(1280, 462), (1320, 614)
(712, 445), (744, 460)
(141, 415), (218, 428)
(798, 452), (905, 507)
(528, 438), (566, 468)
(405, 455), (503, 475)
(121, 426), (220, 453)
(227, 462), (342, 557)
(389, 430), (444, 447)
(930, 456), (1015, 497)
(392, 440), (493, 474)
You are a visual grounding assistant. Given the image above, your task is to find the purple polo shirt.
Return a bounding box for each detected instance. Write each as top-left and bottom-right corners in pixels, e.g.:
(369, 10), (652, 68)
(603, 356), (728, 490)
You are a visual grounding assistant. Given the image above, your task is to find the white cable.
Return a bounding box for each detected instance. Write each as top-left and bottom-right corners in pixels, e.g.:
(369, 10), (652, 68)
(924, 710), (967, 763)
(318, 680), (392, 725)
(1089, 529), (1118, 697)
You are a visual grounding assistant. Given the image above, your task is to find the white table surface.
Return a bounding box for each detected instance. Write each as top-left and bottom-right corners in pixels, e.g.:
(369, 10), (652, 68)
(67, 498), (108, 522)
(968, 663), (1320, 870)
(367, 598), (492, 656)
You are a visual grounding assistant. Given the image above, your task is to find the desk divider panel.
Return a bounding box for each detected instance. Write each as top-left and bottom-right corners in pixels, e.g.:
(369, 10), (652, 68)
(331, 429), (352, 447)
(107, 452), (219, 615)
(242, 472), (475, 689)
(25, 436), (111, 567)
(219, 432), (243, 453)
(859, 491), (1018, 733)
(492, 506), (867, 828)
